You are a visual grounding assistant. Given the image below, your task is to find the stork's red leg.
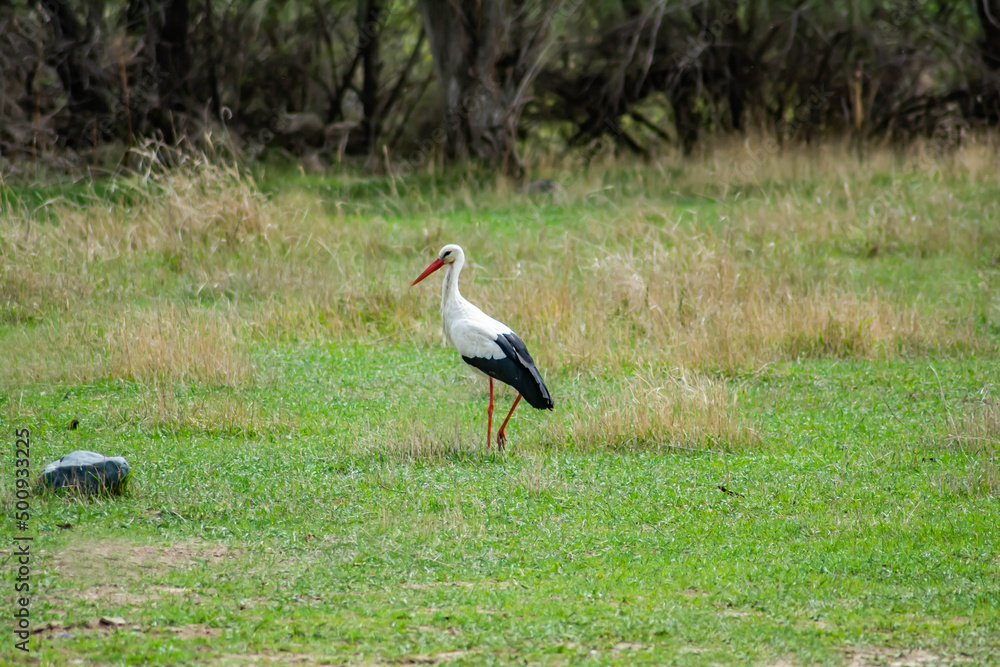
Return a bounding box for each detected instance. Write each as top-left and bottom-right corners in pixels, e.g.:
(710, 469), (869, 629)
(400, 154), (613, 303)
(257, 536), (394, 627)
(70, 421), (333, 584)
(496, 394), (523, 450)
(486, 377), (494, 450)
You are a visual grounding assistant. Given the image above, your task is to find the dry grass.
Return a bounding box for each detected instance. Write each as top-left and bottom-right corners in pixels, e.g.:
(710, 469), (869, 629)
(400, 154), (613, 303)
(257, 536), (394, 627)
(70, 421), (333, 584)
(0, 305), (252, 387)
(2, 139), (998, 452)
(3, 141), (996, 376)
(106, 306), (251, 386)
(500, 233), (969, 372)
(946, 388), (1000, 497)
(0, 316), (106, 384)
(683, 131), (1000, 192)
(50, 155), (271, 257)
(515, 452), (558, 495)
(0, 154), (275, 308)
(349, 418), (484, 463)
(552, 369), (757, 451)
(103, 382), (284, 436)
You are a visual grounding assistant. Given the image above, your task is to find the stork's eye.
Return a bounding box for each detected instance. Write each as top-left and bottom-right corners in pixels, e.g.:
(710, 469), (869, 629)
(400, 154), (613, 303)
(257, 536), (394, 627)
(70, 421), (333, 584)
(442, 250), (452, 258)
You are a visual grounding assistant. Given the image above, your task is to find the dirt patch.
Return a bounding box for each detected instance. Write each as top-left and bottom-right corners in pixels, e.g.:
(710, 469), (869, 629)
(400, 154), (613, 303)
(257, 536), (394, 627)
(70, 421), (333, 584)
(69, 583), (209, 606)
(32, 619), (223, 657)
(212, 653), (336, 665)
(713, 602), (763, 619)
(53, 539), (232, 579)
(71, 585), (154, 606)
(681, 587), (709, 598)
(162, 624), (224, 640)
(475, 605), (502, 616)
(718, 608), (753, 618)
(400, 581), (474, 590)
(43, 539), (234, 611)
(31, 618), (136, 646)
(845, 647), (955, 666)
(612, 642), (647, 652)
(399, 579), (513, 591)
(394, 651), (470, 665)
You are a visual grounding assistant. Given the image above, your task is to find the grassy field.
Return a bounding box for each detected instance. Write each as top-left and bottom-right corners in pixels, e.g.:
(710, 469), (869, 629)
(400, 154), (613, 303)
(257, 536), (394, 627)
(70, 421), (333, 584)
(2, 138), (999, 665)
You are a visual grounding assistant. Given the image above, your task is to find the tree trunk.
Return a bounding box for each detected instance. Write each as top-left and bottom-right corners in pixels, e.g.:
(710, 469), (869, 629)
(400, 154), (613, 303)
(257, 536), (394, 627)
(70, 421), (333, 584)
(203, 0), (221, 118)
(416, 0), (522, 175)
(975, 0), (1000, 70)
(156, 0), (190, 107)
(42, 0), (112, 125)
(357, 0), (384, 152)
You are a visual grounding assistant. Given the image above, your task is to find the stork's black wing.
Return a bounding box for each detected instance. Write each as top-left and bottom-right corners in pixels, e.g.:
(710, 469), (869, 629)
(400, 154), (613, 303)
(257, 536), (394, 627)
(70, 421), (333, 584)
(462, 333), (553, 410)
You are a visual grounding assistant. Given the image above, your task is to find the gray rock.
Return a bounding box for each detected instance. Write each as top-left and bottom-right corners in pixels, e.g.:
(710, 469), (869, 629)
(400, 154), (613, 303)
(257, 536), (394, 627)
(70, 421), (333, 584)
(40, 450), (131, 496)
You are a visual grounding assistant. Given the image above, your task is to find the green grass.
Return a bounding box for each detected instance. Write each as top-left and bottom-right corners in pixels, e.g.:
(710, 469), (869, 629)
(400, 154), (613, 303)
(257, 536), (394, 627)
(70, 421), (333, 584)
(2, 140), (999, 665)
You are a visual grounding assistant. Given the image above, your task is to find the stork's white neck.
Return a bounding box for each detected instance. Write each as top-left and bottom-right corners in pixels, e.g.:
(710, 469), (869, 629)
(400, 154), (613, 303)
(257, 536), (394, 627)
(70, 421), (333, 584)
(440, 252), (465, 315)
(439, 250), (470, 346)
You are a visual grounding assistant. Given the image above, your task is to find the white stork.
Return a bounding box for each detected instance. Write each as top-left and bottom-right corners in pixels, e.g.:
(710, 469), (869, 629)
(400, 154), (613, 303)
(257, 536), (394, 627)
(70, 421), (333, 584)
(411, 244), (553, 450)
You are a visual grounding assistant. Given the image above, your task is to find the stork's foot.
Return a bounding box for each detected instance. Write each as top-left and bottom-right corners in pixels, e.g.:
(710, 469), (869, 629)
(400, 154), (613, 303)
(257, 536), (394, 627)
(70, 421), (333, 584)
(495, 393), (522, 452)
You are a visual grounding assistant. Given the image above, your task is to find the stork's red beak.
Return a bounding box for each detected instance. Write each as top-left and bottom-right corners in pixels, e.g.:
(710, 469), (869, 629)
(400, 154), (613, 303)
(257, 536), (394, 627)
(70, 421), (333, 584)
(411, 257), (445, 286)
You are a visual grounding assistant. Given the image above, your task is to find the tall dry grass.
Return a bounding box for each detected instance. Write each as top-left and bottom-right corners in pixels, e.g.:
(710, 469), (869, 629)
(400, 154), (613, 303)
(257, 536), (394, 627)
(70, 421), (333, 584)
(550, 369), (757, 451)
(106, 306), (251, 386)
(499, 231), (974, 373)
(4, 140), (996, 374)
(0, 305), (251, 387)
(946, 388), (1000, 497)
(2, 138), (998, 449)
(103, 382), (286, 436)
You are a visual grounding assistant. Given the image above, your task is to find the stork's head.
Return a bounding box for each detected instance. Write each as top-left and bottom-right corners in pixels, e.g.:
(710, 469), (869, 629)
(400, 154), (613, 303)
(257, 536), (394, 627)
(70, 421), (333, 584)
(411, 244), (464, 286)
